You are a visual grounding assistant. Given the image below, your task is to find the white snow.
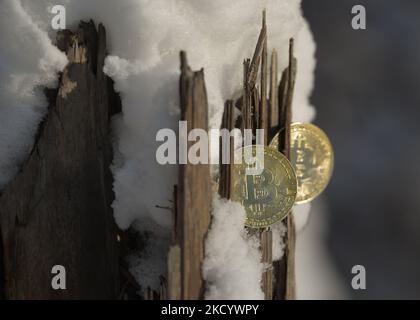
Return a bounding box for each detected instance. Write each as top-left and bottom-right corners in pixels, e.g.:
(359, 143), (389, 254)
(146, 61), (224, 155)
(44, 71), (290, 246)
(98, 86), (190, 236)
(0, 0), (317, 294)
(0, 0), (67, 189)
(203, 195), (265, 300)
(272, 222), (287, 261)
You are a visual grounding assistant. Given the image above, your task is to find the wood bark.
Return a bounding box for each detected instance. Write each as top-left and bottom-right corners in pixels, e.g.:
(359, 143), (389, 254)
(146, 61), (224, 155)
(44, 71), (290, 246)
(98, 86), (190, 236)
(0, 21), (121, 299)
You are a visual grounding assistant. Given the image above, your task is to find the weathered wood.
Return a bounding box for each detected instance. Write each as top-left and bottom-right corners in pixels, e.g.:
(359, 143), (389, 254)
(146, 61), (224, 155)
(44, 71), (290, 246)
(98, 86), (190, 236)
(285, 214), (296, 300)
(279, 41), (297, 160)
(269, 50), (279, 136)
(278, 68), (289, 135)
(0, 21), (120, 299)
(257, 12), (273, 300)
(252, 88), (260, 138)
(273, 39), (297, 300)
(242, 59), (252, 133)
(219, 100), (235, 199)
(219, 102), (228, 198)
(260, 229), (273, 300)
(284, 47), (297, 299)
(167, 245), (181, 300)
(259, 11), (268, 145)
(177, 52), (212, 300)
(228, 102), (235, 199)
(247, 12), (267, 89)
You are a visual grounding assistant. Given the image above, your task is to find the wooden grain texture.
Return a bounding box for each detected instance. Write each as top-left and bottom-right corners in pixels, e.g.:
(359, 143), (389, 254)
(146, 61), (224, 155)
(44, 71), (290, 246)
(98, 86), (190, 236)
(177, 52), (212, 300)
(261, 229), (273, 300)
(269, 50), (279, 137)
(285, 213), (296, 300)
(167, 245), (181, 300)
(259, 11), (268, 145)
(273, 39), (297, 300)
(247, 13), (267, 89)
(242, 59), (252, 134)
(0, 21), (120, 299)
(284, 40), (297, 301)
(219, 100), (235, 199)
(255, 12), (273, 300)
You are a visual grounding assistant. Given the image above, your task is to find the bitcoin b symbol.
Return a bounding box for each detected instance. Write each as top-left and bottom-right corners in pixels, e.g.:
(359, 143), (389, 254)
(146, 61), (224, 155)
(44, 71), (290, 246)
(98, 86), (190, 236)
(233, 146), (297, 228)
(244, 168), (276, 214)
(291, 134), (315, 181)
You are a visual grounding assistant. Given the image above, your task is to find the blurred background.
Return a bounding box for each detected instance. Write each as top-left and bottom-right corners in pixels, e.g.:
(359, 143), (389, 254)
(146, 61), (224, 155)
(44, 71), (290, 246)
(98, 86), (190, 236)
(299, 0), (420, 299)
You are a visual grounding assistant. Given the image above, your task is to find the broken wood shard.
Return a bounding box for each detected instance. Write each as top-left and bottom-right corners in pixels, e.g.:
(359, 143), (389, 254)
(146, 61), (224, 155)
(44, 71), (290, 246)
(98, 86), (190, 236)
(175, 52), (212, 300)
(219, 100), (235, 199)
(269, 50), (279, 135)
(261, 229), (273, 300)
(273, 38), (297, 300)
(247, 11), (267, 89)
(259, 11), (268, 146)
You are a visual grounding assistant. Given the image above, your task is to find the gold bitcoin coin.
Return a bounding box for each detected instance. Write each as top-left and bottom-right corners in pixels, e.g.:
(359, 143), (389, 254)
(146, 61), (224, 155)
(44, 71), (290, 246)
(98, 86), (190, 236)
(270, 123), (334, 204)
(232, 145), (297, 228)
